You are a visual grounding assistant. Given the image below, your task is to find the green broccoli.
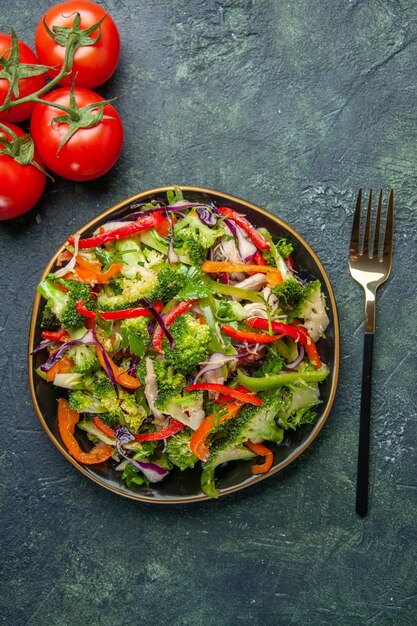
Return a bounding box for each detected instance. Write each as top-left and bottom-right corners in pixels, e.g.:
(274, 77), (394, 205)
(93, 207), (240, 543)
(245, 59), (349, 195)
(172, 212), (223, 264)
(272, 277), (305, 314)
(121, 463), (150, 489)
(253, 344), (285, 377)
(37, 276), (95, 329)
(166, 427), (198, 471)
(150, 265), (188, 302)
(293, 280), (329, 341)
(40, 304), (60, 330)
(96, 267), (158, 311)
(200, 391), (285, 497)
(276, 238), (294, 259)
(163, 314), (211, 374)
(68, 390), (108, 414)
(53, 372), (95, 390)
(276, 383), (320, 430)
(94, 377), (146, 432)
(69, 344), (100, 374)
(215, 300), (249, 323)
(201, 441), (256, 498)
(120, 316), (150, 356)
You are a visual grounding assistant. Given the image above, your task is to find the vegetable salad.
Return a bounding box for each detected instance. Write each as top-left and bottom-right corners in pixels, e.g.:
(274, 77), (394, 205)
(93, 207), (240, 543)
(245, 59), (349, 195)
(35, 187), (330, 498)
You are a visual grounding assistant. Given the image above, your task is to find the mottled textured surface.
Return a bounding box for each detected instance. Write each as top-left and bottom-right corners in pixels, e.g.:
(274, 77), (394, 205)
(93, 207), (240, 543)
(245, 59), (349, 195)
(1, 1), (416, 624)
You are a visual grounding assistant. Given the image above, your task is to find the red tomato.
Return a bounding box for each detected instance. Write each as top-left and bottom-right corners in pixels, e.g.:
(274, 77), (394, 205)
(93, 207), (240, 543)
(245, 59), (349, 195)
(0, 123), (46, 220)
(30, 87), (123, 181)
(35, 0), (120, 88)
(0, 34), (46, 123)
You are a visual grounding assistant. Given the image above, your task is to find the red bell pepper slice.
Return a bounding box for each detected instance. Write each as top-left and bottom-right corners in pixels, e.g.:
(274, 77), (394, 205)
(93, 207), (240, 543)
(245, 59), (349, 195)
(218, 207), (270, 250)
(186, 383), (263, 406)
(75, 300), (96, 320)
(99, 301), (164, 320)
(221, 324), (282, 344)
(152, 299), (197, 354)
(41, 329), (70, 342)
(134, 419), (185, 441)
(93, 416), (116, 438)
(247, 318), (322, 369)
(245, 441), (273, 474)
(68, 212), (164, 249)
(254, 250), (268, 266)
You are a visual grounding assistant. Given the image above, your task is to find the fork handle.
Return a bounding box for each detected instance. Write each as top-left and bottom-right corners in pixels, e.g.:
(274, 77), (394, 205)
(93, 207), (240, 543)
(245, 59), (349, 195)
(356, 332), (374, 517)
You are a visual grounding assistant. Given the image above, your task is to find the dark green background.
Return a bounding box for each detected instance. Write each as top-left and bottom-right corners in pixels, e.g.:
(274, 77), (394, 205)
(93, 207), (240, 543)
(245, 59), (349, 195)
(1, 1), (416, 624)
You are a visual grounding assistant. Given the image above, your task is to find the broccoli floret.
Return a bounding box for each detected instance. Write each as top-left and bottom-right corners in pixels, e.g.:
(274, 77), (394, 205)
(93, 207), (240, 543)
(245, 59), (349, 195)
(228, 391), (285, 445)
(276, 238), (294, 259)
(272, 277), (305, 314)
(172, 233), (206, 265)
(150, 265), (188, 302)
(163, 314), (211, 374)
(53, 372), (95, 390)
(69, 344), (100, 374)
(121, 463), (150, 489)
(142, 246), (165, 265)
(122, 394), (147, 433)
(253, 344), (285, 377)
(276, 383), (320, 430)
(201, 441), (256, 498)
(37, 277), (95, 329)
(200, 391), (285, 497)
(107, 277), (124, 295)
(166, 427), (198, 471)
(68, 390), (108, 414)
(120, 316), (150, 356)
(98, 412), (120, 428)
(40, 304), (60, 330)
(294, 280), (329, 342)
(215, 300), (249, 323)
(94, 377), (146, 432)
(129, 440), (157, 461)
(172, 212), (224, 265)
(97, 267), (158, 311)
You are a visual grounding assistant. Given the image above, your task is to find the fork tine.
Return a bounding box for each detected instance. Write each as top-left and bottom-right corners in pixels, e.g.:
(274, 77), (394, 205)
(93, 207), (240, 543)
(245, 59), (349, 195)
(350, 188), (362, 256)
(363, 189), (373, 256)
(372, 190), (383, 259)
(383, 189), (394, 259)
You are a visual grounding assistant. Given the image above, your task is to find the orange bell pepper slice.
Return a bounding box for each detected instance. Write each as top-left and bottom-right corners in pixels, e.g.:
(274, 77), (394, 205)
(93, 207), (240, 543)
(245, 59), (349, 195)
(58, 398), (113, 464)
(201, 261), (282, 283)
(190, 401), (243, 461)
(245, 441), (273, 474)
(45, 355), (74, 382)
(95, 344), (141, 389)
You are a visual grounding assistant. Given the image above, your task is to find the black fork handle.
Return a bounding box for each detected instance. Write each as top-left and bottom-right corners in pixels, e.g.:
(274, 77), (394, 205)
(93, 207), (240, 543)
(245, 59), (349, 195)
(356, 332), (374, 516)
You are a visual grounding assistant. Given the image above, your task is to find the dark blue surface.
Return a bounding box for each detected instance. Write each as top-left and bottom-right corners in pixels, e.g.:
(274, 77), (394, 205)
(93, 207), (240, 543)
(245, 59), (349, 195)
(1, 1), (416, 624)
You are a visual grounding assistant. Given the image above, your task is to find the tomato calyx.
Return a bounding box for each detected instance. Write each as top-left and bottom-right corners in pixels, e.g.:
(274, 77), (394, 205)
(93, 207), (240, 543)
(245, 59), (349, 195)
(45, 82), (117, 153)
(0, 31), (51, 105)
(42, 11), (107, 54)
(0, 122), (51, 177)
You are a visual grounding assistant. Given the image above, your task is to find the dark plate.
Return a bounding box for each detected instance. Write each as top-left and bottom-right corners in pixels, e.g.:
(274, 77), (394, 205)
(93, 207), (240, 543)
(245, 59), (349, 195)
(28, 186), (340, 503)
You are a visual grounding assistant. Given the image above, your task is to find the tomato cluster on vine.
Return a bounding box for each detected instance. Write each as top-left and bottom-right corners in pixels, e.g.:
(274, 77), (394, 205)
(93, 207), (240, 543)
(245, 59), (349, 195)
(0, 0), (123, 220)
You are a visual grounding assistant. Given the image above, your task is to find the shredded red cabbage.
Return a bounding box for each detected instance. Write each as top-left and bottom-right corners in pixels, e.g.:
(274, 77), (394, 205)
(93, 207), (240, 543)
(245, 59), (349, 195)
(114, 426), (169, 483)
(196, 206), (217, 226)
(139, 298), (175, 349)
(39, 330), (96, 372)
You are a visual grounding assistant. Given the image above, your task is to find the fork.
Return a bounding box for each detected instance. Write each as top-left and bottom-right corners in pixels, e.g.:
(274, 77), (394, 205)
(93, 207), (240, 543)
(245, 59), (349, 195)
(349, 188), (394, 517)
